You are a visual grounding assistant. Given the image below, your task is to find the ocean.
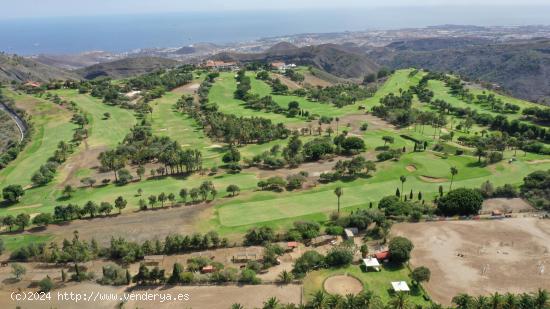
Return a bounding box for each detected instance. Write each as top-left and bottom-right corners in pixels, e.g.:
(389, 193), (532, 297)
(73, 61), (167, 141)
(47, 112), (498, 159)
(0, 6), (549, 55)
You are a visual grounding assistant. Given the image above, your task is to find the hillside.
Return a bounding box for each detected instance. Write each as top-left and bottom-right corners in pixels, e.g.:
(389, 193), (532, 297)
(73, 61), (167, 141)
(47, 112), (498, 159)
(214, 43), (379, 79)
(0, 53), (79, 83)
(372, 38), (550, 104)
(76, 56), (180, 79)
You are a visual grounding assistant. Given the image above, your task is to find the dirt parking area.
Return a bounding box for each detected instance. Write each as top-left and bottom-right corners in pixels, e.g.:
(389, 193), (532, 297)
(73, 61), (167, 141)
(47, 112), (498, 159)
(481, 198), (536, 214)
(392, 218), (550, 305)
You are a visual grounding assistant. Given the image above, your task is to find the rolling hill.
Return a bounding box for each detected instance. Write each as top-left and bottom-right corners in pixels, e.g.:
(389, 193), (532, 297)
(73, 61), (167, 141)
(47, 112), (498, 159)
(214, 43), (380, 79)
(76, 56), (181, 79)
(0, 53), (79, 83)
(371, 38), (550, 104)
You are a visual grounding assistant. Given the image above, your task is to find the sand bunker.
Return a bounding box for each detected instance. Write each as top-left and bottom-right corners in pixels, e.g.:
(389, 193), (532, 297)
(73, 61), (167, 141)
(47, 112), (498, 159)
(324, 275), (363, 295)
(419, 175), (447, 183)
(406, 165), (417, 172)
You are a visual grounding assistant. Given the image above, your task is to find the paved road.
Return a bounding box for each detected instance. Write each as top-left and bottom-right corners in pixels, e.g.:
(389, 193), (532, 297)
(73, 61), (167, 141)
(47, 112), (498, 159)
(0, 102), (27, 142)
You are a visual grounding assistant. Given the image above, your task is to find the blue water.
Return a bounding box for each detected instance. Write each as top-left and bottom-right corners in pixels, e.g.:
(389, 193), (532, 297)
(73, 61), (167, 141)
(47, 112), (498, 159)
(0, 7), (549, 55)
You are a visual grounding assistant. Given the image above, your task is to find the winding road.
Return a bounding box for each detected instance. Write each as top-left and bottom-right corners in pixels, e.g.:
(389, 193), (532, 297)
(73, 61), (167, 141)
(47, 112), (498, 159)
(0, 101), (27, 142)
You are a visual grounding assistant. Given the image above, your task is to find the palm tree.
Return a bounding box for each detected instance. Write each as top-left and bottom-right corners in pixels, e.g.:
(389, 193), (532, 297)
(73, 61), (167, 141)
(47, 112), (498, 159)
(534, 289), (549, 309)
(474, 295), (489, 309)
(399, 176), (407, 201)
(263, 297), (279, 309)
(489, 292), (502, 309)
(503, 293), (517, 309)
(334, 187), (343, 213)
(309, 291), (326, 309)
(277, 270), (293, 284)
(452, 293), (473, 309)
(475, 146), (487, 163)
(449, 167), (458, 191)
(335, 117), (340, 134)
(389, 292), (411, 309)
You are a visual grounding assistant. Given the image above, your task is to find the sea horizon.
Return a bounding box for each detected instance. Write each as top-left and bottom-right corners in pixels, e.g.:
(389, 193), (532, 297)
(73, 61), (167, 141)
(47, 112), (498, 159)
(1, 6), (550, 55)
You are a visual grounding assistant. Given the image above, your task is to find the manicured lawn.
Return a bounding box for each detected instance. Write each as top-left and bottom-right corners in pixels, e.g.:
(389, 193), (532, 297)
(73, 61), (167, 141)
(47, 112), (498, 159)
(53, 90), (137, 148)
(0, 234), (53, 251)
(209, 72), (301, 124)
(149, 91), (224, 165)
(303, 264), (430, 306)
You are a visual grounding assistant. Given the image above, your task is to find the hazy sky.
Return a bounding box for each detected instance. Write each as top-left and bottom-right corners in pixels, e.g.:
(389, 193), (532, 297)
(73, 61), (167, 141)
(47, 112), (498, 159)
(2, 0), (549, 19)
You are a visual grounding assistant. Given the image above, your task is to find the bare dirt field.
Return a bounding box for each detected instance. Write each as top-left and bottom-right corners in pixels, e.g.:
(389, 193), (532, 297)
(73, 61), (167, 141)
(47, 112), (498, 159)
(481, 198), (536, 214)
(303, 72), (333, 87)
(286, 113), (395, 136)
(324, 275), (363, 295)
(271, 73), (302, 90)
(392, 218), (550, 305)
(172, 82), (200, 95)
(27, 203), (211, 246)
(0, 282), (302, 309)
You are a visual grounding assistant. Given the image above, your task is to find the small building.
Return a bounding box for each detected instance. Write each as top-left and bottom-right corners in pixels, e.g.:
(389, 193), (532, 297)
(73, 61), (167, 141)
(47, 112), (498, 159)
(344, 228), (359, 239)
(362, 257), (381, 272)
(143, 255), (165, 266)
(24, 81), (42, 88)
(270, 61), (296, 72)
(310, 235), (337, 247)
(204, 60), (237, 70)
(391, 281), (410, 293)
(374, 251), (390, 262)
(287, 241), (299, 251)
(201, 265), (215, 274)
(491, 210), (502, 216)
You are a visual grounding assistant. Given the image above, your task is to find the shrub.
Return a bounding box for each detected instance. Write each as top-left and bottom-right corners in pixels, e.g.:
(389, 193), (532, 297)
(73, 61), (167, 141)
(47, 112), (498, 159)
(324, 245), (354, 267)
(325, 225), (344, 236)
(437, 188), (483, 216)
(388, 236), (414, 264)
(292, 251), (325, 277)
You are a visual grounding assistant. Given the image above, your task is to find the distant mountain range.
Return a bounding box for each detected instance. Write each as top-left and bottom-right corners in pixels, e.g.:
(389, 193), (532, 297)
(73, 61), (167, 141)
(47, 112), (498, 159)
(1, 33), (550, 105)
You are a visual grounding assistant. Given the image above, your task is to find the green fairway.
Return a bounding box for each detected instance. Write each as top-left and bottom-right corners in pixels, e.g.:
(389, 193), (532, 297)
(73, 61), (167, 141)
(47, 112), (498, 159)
(53, 89), (137, 148)
(216, 151), (549, 227)
(209, 72), (303, 124)
(0, 90), (76, 188)
(149, 91), (224, 165)
(303, 264), (430, 306)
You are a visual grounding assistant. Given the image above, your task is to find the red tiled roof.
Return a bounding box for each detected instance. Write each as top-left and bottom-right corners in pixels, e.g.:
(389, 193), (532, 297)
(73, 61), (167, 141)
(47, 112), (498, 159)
(287, 241), (299, 248)
(375, 251), (390, 260)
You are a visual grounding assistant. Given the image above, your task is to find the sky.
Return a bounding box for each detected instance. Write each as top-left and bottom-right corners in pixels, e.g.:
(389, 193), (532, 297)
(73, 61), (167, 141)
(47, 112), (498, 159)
(2, 0), (550, 19)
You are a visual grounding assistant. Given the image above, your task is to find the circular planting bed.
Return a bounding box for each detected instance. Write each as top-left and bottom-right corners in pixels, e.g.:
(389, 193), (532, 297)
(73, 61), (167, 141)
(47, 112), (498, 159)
(323, 275), (363, 295)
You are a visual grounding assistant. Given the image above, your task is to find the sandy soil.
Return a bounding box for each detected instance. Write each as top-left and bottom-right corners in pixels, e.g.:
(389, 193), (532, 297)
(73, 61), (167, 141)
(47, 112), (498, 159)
(25, 203), (211, 246)
(303, 73), (333, 88)
(271, 74), (302, 90)
(172, 83), (200, 95)
(392, 218), (550, 305)
(287, 113), (395, 136)
(324, 275), (363, 295)
(418, 175), (447, 183)
(481, 198), (536, 214)
(0, 282), (302, 309)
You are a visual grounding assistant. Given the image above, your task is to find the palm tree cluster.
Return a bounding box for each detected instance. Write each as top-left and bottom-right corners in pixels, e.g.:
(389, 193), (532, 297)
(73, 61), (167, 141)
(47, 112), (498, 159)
(452, 289), (549, 309)
(98, 121), (203, 182)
